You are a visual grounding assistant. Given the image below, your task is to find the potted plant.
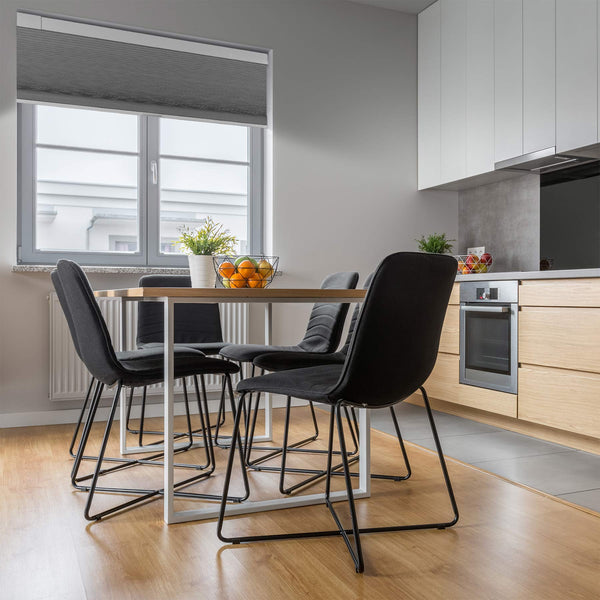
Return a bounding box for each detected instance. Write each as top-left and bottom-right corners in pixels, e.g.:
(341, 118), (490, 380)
(176, 218), (237, 287)
(416, 233), (455, 254)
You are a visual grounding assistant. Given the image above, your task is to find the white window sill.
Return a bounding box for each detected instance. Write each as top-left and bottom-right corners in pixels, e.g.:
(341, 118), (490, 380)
(12, 264), (190, 275)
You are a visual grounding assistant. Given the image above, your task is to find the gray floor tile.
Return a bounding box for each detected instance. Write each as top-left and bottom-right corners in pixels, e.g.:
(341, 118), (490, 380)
(409, 430), (572, 464)
(375, 404), (501, 441)
(471, 451), (600, 496)
(557, 488), (600, 513)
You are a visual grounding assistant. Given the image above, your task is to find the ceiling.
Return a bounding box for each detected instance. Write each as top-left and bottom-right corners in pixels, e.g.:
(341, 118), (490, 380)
(345, 0), (436, 14)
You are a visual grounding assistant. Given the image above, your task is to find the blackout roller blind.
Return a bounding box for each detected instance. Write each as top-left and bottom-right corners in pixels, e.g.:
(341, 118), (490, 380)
(17, 16), (269, 126)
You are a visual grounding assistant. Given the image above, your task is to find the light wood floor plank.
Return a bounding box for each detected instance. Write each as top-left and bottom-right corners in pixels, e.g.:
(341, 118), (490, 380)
(1, 407), (599, 599)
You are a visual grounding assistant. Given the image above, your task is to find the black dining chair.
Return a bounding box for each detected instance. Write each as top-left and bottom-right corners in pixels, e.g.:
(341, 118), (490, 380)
(218, 270), (359, 453)
(54, 260), (245, 521)
(217, 252), (459, 573)
(51, 270), (209, 463)
(126, 274), (228, 446)
(246, 273), (412, 495)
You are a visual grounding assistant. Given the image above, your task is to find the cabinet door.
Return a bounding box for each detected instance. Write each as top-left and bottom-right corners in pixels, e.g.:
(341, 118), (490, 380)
(494, 0), (523, 163)
(440, 0), (467, 183)
(556, 0), (598, 152)
(418, 2), (441, 190)
(466, 0), (494, 177)
(523, 0), (555, 154)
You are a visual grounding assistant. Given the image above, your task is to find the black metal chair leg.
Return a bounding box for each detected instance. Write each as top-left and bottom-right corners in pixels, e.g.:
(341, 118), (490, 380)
(389, 405), (412, 480)
(69, 377), (95, 458)
(125, 386), (135, 433)
(217, 391), (458, 571)
(278, 396), (293, 494)
(71, 380), (104, 483)
(326, 401), (364, 573)
(192, 375), (213, 471)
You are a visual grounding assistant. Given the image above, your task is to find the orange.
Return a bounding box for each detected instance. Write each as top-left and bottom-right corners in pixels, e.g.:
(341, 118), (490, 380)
(247, 273), (265, 288)
(237, 259), (256, 279)
(230, 272), (247, 288)
(218, 261), (236, 279)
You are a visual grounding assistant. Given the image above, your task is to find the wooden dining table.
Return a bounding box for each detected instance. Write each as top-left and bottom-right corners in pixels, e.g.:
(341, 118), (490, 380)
(94, 286), (369, 524)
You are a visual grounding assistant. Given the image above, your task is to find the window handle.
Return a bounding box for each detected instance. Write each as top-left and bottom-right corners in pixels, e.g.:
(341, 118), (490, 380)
(150, 160), (158, 185)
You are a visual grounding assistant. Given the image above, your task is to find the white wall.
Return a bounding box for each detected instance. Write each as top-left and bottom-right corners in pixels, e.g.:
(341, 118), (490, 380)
(0, 0), (457, 420)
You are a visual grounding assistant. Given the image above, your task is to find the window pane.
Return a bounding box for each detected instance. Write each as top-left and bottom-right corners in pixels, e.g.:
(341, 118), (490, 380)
(160, 118), (248, 162)
(159, 158), (247, 254)
(36, 105), (138, 153)
(35, 148), (139, 252)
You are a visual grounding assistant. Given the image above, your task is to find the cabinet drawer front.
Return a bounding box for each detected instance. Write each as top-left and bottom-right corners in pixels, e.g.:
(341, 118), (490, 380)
(519, 279), (600, 307)
(519, 365), (600, 438)
(439, 304), (459, 355)
(519, 307), (600, 373)
(424, 353), (517, 417)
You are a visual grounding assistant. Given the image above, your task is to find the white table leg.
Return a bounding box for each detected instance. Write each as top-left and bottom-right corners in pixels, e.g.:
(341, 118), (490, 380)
(263, 302), (273, 439)
(119, 297), (128, 454)
(163, 298), (176, 524)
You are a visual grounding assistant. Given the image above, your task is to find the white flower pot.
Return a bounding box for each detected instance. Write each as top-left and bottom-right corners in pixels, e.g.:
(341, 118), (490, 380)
(188, 254), (216, 288)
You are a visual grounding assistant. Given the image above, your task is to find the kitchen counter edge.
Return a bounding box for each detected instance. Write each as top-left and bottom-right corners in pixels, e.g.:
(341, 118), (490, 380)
(456, 268), (600, 282)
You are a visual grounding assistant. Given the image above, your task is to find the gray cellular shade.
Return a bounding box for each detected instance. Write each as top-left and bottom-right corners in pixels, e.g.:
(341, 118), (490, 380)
(17, 27), (268, 126)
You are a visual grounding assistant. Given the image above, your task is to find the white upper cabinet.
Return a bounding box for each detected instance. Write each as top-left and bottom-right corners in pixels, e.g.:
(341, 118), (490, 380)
(417, 0), (600, 189)
(494, 0), (523, 163)
(466, 0), (494, 177)
(418, 2), (441, 190)
(440, 0), (467, 184)
(556, 0), (598, 153)
(523, 0), (556, 155)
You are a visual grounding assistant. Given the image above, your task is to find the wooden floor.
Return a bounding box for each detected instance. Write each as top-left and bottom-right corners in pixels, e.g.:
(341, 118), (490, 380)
(2, 406), (600, 600)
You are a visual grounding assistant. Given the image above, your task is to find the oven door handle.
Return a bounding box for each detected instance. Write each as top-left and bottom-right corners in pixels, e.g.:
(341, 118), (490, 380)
(460, 305), (510, 313)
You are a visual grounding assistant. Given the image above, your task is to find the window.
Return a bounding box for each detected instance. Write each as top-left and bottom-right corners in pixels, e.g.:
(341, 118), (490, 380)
(18, 104), (263, 266)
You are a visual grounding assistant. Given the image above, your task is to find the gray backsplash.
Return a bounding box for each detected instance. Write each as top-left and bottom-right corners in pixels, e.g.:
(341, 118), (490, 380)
(458, 173), (540, 272)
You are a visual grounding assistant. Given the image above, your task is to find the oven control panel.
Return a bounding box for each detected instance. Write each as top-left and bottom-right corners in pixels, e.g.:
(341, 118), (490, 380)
(460, 280), (518, 303)
(476, 287), (498, 300)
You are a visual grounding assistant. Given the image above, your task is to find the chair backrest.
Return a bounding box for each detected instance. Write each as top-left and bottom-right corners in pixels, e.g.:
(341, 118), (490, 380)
(51, 269), (86, 362)
(55, 260), (123, 386)
(330, 252), (457, 407)
(136, 275), (223, 346)
(339, 272), (374, 356)
(297, 271), (359, 353)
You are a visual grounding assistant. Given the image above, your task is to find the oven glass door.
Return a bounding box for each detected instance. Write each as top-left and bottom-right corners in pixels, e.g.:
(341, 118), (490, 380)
(464, 307), (511, 375)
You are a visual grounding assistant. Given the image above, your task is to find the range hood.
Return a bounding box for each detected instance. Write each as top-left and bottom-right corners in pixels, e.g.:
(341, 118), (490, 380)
(495, 145), (600, 174)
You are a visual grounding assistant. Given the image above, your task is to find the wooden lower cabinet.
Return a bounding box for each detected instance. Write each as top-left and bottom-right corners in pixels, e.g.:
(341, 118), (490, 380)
(519, 364), (600, 438)
(423, 353), (517, 417)
(439, 304), (459, 354)
(519, 278), (600, 308)
(519, 306), (600, 373)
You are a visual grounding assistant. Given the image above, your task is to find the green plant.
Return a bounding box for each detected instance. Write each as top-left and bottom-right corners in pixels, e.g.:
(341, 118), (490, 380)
(416, 233), (455, 254)
(176, 217), (237, 255)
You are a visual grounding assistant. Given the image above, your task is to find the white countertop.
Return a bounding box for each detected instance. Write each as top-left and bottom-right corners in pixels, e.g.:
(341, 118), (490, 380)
(456, 268), (600, 282)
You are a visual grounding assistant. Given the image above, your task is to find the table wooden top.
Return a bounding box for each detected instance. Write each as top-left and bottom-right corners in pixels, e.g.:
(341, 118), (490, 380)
(94, 287), (367, 301)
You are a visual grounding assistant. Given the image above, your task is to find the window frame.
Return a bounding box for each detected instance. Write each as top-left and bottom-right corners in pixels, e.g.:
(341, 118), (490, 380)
(17, 104), (263, 266)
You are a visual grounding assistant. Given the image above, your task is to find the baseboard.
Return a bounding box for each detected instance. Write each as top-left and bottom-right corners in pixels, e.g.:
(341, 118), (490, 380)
(0, 393), (302, 429)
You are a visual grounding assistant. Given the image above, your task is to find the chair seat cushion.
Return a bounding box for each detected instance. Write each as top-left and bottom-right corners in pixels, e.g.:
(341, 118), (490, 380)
(220, 344), (301, 363)
(253, 351), (346, 372)
(139, 341), (228, 356)
(119, 354), (239, 387)
(237, 364), (343, 403)
(116, 347), (205, 363)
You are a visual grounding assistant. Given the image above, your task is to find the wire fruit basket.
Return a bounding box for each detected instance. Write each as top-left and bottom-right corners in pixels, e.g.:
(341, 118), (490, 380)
(455, 253), (493, 275)
(213, 255), (279, 288)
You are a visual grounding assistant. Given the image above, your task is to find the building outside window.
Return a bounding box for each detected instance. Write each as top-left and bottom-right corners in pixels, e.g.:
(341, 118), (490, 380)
(18, 104), (263, 266)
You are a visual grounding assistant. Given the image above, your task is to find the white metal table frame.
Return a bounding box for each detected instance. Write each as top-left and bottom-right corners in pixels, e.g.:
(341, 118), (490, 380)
(97, 288), (369, 524)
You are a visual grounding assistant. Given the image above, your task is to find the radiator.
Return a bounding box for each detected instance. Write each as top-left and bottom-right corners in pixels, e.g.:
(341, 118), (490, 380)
(49, 293), (248, 401)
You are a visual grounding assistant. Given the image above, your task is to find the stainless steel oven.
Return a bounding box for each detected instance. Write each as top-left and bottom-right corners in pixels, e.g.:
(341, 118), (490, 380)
(459, 280), (518, 395)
